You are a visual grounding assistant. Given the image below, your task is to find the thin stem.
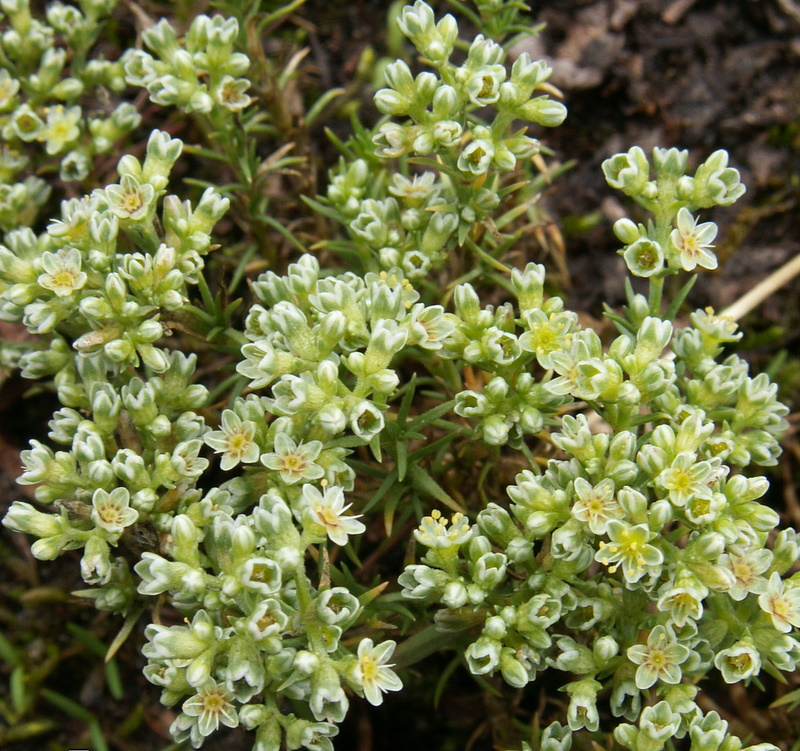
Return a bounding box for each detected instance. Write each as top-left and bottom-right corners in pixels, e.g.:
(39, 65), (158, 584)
(648, 275), (665, 317)
(293, 555), (327, 654)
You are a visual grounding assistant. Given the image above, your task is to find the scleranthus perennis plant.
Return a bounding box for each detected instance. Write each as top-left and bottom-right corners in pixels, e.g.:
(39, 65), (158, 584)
(0, 0), (797, 749)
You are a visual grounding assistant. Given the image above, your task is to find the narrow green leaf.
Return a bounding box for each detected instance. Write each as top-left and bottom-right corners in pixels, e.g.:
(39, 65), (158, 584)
(395, 373), (417, 426)
(603, 305), (636, 336)
(369, 433), (382, 462)
(104, 658), (124, 701)
(408, 431), (458, 462)
(306, 88), (346, 127)
(88, 720), (110, 751)
(105, 605), (146, 663)
(323, 127), (355, 160)
(663, 274), (698, 321)
(195, 273), (218, 317)
(408, 465), (464, 514)
(406, 399), (456, 433)
(770, 686), (800, 709)
(396, 439), (408, 482)
(465, 237), (511, 273)
(10, 666), (28, 716)
(761, 660), (789, 684)
(392, 625), (460, 668)
(41, 689), (96, 723)
(258, 0), (309, 33)
(263, 214), (307, 252)
(0, 632), (21, 667)
(433, 655), (461, 710)
(301, 195), (346, 223)
(346, 459), (388, 479)
(361, 469), (399, 513)
(66, 624), (108, 657)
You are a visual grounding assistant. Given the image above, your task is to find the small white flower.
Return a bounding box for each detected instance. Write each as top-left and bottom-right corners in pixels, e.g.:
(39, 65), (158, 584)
(247, 598), (288, 641)
(627, 625), (689, 689)
(353, 638), (403, 706)
(714, 637), (761, 683)
(302, 484), (366, 546)
(571, 477), (621, 535)
(41, 105), (81, 155)
(719, 549), (772, 601)
(171, 679), (238, 747)
(669, 207), (718, 271)
(414, 509), (472, 550)
(38, 248), (87, 297)
(214, 75), (252, 112)
(758, 573), (800, 633)
(458, 138), (494, 175)
(241, 556), (282, 595)
(261, 432), (324, 484)
(205, 410), (260, 471)
(105, 175), (155, 221)
(90, 487), (138, 539)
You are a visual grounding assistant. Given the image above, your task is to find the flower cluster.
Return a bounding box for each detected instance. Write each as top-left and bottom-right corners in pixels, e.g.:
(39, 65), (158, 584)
(123, 14), (252, 115)
(0, 129), (228, 372)
(606, 146), (745, 277)
(0, 1), (796, 751)
(0, 0), (140, 228)
(398, 134), (793, 750)
(324, 0), (566, 277)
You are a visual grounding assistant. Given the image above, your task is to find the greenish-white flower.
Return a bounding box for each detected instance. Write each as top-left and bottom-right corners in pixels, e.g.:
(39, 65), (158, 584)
(37, 248), (87, 297)
(90, 487), (138, 539)
(718, 548), (772, 601)
(656, 570), (708, 627)
(247, 598), (289, 642)
(623, 237), (664, 277)
(262, 432), (324, 484)
(518, 310), (577, 369)
(204, 410), (260, 471)
(241, 556), (282, 595)
(466, 65), (505, 106)
(171, 679), (238, 747)
(570, 477), (621, 535)
(214, 75), (252, 112)
(627, 625), (689, 689)
(458, 138), (494, 175)
(0, 69), (20, 111)
(302, 484), (366, 546)
(758, 572), (800, 633)
(105, 175), (155, 221)
(414, 509), (472, 550)
(353, 638), (403, 706)
(656, 452), (715, 508)
(669, 207), (718, 271)
(41, 105), (81, 155)
(595, 520), (663, 583)
(714, 636), (761, 683)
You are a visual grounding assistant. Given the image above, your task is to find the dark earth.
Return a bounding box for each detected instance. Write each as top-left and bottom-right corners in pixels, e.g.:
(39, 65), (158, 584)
(1, 1), (800, 750)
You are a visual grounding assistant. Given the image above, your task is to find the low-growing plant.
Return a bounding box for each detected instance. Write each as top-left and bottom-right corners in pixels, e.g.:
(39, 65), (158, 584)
(1, 0), (797, 749)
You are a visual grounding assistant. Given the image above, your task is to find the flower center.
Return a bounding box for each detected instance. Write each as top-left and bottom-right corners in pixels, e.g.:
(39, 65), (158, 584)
(360, 654), (379, 681)
(646, 647), (668, 670)
(732, 560), (754, 585)
(228, 432), (251, 455)
(201, 689), (229, 715)
(96, 504), (122, 525)
(281, 453), (307, 473)
(50, 269), (79, 290)
(728, 653), (752, 672)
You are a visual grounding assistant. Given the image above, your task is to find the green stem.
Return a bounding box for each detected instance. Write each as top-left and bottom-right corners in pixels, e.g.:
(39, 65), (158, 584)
(648, 275), (664, 318)
(293, 555), (327, 654)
